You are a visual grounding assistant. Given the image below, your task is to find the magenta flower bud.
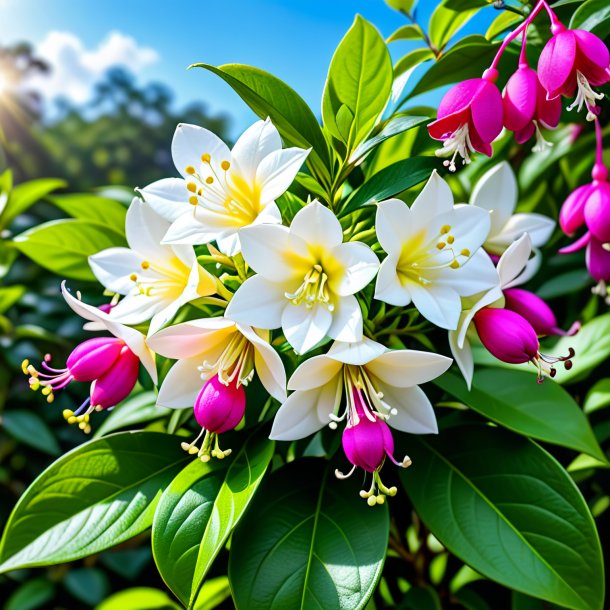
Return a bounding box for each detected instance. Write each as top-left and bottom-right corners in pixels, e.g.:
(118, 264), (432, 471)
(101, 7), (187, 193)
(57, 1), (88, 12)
(194, 375), (246, 434)
(474, 307), (539, 364)
(584, 179), (610, 243)
(503, 66), (538, 133)
(587, 236), (610, 282)
(90, 346), (140, 409)
(560, 183), (592, 235)
(342, 414), (394, 473)
(66, 337), (125, 382)
(503, 288), (580, 337)
(428, 76), (503, 171)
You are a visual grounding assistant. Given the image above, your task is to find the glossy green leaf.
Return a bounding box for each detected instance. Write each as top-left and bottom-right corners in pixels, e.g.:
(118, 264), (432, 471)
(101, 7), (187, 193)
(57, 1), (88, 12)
(428, 3), (481, 50)
(96, 587), (181, 610)
(584, 379), (610, 414)
(1, 410), (61, 456)
(394, 48), (436, 79)
(445, 0), (487, 9)
(191, 63), (331, 184)
(0, 431), (189, 571)
(193, 576), (231, 610)
(64, 568), (110, 606)
(401, 425), (604, 610)
(12, 219), (125, 281)
(93, 392), (167, 438)
(4, 578), (55, 610)
(229, 458), (389, 610)
(152, 430), (274, 608)
(0, 285), (25, 314)
(401, 586), (442, 609)
(322, 16), (393, 152)
(47, 193), (127, 233)
(434, 369), (605, 461)
(0, 178), (66, 229)
(536, 269), (591, 300)
(341, 156), (440, 216)
(512, 591), (565, 609)
(486, 10), (522, 40)
(0, 241), (17, 279)
(387, 24), (424, 42)
(384, 0), (417, 14)
(570, 0), (610, 38)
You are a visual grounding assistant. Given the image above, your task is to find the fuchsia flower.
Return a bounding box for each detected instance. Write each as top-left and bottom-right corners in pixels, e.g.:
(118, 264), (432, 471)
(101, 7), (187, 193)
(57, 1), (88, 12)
(538, 26), (610, 121)
(428, 70), (503, 171)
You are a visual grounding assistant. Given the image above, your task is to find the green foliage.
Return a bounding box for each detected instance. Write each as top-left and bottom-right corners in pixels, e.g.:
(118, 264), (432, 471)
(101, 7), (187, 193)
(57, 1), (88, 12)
(47, 193), (128, 232)
(570, 0), (610, 38)
(1, 410), (61, 456)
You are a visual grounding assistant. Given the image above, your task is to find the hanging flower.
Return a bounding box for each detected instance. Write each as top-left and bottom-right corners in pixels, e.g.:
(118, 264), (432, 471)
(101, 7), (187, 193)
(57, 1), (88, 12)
(139, 118), (309, 255)
(374, 171), (495, 330)
(225, 200), (379, 354)
(89, 198), (216, 335)
(23, 282), (157, 433)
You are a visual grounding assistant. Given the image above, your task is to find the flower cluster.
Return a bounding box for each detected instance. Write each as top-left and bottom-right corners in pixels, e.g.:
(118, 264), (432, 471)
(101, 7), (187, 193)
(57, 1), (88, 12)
(25, 106), (579, 502)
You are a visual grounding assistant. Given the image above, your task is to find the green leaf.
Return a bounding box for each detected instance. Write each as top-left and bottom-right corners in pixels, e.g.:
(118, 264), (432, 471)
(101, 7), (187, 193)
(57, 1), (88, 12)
(322, 16), (393, 152)
(0, 285), (25, 314)
(0, 178), (66, 229)
(12, 219), (126, 281)
(1, 410), (61, 456)
(434, 369), (606, 461)
(385, 0), (418, 14)
(152, 429), (274, 608)
(191, 63), (331, 184)
(428, 3), (481, 51)
(584, 379), (610, 414)
(394, 48), (436, 79)
(47, 193), (127, 233)
(401, 425), (605, 610)
(387, 24), (425, 42)
(401, 586), (442, 609)
(229, 458), (389, 610)
(96, 587), (181, 610)
(4, 577), (55, 610)
(0, 241), (18, 279)
(341, 156), (440, 216)
(193, 576), (231, 610)
(0, 431), (189, 571)
(536, 269), (591, 300)
(512, 591), (565, 609)
(93, 392), (167, 438)
(486, 10), (523, 40)
(445, 0), (488, 9)
(570, 0), (610, 39)
(64, 568), (109, 606)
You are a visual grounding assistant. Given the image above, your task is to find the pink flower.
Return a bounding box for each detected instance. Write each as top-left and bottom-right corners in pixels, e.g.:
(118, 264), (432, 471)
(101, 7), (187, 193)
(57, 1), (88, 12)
(587, 235), (610, 282)
(503, 65), (562, 150)
(503, 288), (580, 337)
(428, 71), (503, 171)
(538, 27), (610, 121)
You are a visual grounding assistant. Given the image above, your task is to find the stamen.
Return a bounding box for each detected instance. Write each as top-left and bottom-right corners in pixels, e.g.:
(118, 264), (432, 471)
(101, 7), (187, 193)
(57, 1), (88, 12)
(187, 182), (197, 193)
(566, 71), (603, 122)
(435, 123), (475, 172)
(335, 465), (357, 480)
(532, 121), (553, 153)
(185, 166), (196, 175)
(285, 264), (334, 311)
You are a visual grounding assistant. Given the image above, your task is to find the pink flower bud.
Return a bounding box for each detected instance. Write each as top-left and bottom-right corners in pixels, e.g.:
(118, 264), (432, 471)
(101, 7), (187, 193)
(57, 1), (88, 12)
(560, 184), (591, 235)
(90, 346), (140, 409)
(503, 66), (538, 133)
(584, 180), (610, 243)
(66, 337), (125, 382)
(194, 375), (246, 434)
(503, 288), (580, 337)
(587, 236), (610, 282)
(342, 414), (394, 474)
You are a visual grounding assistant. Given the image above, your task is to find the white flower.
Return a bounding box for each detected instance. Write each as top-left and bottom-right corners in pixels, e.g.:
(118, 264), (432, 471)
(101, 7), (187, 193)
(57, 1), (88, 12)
(471, 162), (555, 282)
(270, 337), (452, 441)
(374, 171), (494, 330)
(139, 118), (310, 255)
(448, 233), (532, 388)
(147, 317), (287, 408)
(225, 200), (380, 355)
(89, 197), (216, 336)
(61, 281), (158, 384)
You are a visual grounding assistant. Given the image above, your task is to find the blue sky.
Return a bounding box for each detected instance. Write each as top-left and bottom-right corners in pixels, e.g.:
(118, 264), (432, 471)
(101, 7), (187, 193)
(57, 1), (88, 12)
(0, 0), (498, 136)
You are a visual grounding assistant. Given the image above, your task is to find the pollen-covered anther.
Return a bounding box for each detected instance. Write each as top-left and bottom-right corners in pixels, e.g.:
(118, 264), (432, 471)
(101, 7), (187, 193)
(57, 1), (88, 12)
(141, 261), (150, 270)
(62, 408), (92, 434)
(130, 273), (138, 282)
(185, 166), (196, 175)
(189, 196), (198, 206)
(187, 182), (197, 193)
(220, 160), (231, 171)
(567, 71), (604, 121)
(205, 177), (214, 184)
(201, 153), (211, 163)
(285, 264), (334, 311)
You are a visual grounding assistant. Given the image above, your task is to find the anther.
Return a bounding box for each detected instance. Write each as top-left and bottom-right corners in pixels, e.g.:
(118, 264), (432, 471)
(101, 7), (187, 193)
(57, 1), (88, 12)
(189, 196), (198, 206)
(450, 260), (460, 269)
(436, 242), (446, 250)
(130, 273), (138, 281)
(141, 261), (150, 270)
(220, 160), (230, 171)
(460, 248), (470, 257)
(201, 153), (211, 163)
(187, 182), (197, 192)
(185, 166), (196, 175)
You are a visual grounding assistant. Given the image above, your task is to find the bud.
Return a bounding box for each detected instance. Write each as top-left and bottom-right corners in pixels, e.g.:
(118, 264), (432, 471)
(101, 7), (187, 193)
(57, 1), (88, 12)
(194, 375), (246, 434)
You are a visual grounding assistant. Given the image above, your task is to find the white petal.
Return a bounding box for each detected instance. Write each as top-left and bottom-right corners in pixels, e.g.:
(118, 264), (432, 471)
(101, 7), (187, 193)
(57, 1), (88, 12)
(147, 317), (236, 359)
(126, 198), (171, 260)
(410, 170), (454, 226)
(287, 355), (342, 391)
(328, 242), (379, 296)
(446, 203), (491, 255)
(409, 282), (462, 330)
(378, 383), (438, 434)
(290, 200), (343, 248)
(456, 285), (504, 348)
(237, 324), (287, 402)
(147, 299), (183, 336)
(256, 147), (310, 203)
(250, 201), (283, 226)
(327, 337), (386, 365)
(239, 224), (309, 282)
(216, 233), (241, 256)
(172, 123), (230, 179)
(163, 208), (239, 246)
(497, 233), (532, 288)
(156, 357), (202, 408)
(282, 302), (332, 355)
(375, 198), (413, 255)
(89, 248), (145, 294)
(231, 118), (281, 183)
(225, 275), (286, 330)
(470, 162), (516, 237)
(433, 249), (500, 297)
(504, 247), (542, 289)
(326, 294), (363, 343)
(138, 178), (190, 223)
(366, 350), (452, 387)
(109, 292), (166, 326)
(449, 330), (474, 389)
(490, 213), (555, 250)
(374, 255), (412, 306)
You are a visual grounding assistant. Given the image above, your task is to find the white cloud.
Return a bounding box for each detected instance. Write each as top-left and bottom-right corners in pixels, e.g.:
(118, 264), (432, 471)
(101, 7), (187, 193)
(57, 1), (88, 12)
(27, 31), (159, 103)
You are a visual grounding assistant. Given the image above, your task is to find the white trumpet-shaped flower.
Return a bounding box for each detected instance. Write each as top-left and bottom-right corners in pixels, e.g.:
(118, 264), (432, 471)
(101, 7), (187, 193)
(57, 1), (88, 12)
(449, 233), (532, 388)
(270, 337), (452, 441)
(139, 118), (310, 255)
(147, 317), (287, 408)
(89, 198), (216, 336)
(225, 200), (380, 355)
(471, 162), (555, 282)
(374, 171), (495, 330)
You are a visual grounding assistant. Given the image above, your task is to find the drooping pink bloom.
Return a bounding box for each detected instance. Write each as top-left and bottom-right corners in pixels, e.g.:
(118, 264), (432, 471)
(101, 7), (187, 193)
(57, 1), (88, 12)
(428, 71), (503, 171)
(503, 288), (580, 337)
(587, 236), (610, 283)
(194, 375), (246, 435)
(473, 307), (574, 381)
(538, 26), (610, 121)
(23, 337), (140, 434)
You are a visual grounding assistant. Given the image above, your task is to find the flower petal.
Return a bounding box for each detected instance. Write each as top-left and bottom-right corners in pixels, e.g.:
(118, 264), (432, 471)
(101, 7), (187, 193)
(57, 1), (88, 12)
(409, 282), (462, 330)
(410, 171), (454, 226)
(456, 285), (504, 348)
(89, 248), (145, 294)
(162, 207), (240, 246)
(366, 349), (452, 388)
(226, 275), (287, 330)
(328, 242), (379, 296)
(497, 233), (532, 288)
(327, 294), (363, 343)
(172, 123), (231, 179)
(327, 337), (386, 365)
(378, 383), (438, 434)
(282, 302), (333, 355)
(489, 213), (555, 250)
(448, 330), (474, 389)
(256, 147), (310, 203)
(433, 248), (500, 296)
(375, 198), (414, 255)
(109, 292), (166, 326)
(290, 200), (343, 248)
(231, 118), (281, 182)
(126, 198), (171, 260)
(156, 357), (202, 408)
(138, 178), (190, 223)
(538, 31), (577, 98)
(374, 255), (412, 306)
(287, 354), (342, 391)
